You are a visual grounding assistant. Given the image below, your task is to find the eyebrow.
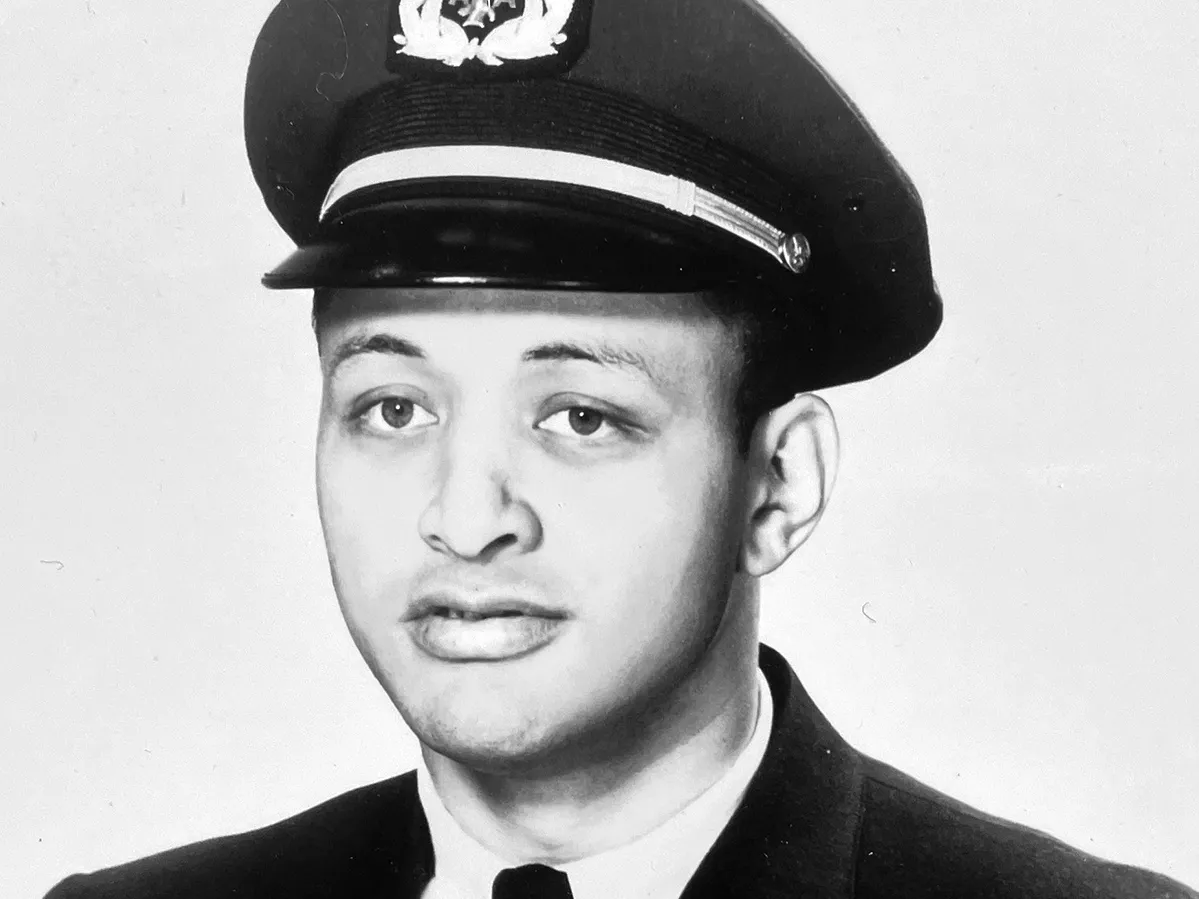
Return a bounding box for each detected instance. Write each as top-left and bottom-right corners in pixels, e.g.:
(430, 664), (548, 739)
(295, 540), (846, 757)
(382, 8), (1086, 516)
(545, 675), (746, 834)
(522, 341), (663, 386)
(326, 333), (664, 386)
(327, 333), (425, 375)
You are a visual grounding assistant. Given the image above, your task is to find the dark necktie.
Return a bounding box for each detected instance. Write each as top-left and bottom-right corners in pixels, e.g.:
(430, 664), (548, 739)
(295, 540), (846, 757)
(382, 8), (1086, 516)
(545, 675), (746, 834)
(492, 864), (575, 899)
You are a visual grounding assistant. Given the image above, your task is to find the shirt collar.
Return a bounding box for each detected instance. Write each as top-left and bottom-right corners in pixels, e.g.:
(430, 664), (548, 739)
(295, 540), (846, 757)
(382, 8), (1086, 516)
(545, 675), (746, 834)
(418, 668), (774, 899)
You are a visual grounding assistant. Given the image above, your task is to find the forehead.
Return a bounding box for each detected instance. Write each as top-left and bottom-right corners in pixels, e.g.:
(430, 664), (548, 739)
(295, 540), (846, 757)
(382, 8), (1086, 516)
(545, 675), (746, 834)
(315, 287), (744, 374)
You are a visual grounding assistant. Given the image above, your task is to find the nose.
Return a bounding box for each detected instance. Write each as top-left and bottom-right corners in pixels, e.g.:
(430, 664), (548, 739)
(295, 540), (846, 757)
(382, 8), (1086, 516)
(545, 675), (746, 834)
(418, 427), (542, 562)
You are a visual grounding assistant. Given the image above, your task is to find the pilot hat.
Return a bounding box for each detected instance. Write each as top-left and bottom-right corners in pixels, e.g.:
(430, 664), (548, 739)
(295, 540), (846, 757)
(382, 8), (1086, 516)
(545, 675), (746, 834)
(245, 0), (941, 391)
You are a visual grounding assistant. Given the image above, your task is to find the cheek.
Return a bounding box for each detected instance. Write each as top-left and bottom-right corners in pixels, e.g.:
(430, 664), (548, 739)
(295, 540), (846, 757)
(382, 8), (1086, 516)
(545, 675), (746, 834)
(532, 435), (742, 625)
(316, 433), (433, 610)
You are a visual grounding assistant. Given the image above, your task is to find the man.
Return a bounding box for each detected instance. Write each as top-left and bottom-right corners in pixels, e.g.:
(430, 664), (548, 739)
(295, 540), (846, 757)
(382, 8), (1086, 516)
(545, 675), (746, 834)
(46, 0), (1196, 896)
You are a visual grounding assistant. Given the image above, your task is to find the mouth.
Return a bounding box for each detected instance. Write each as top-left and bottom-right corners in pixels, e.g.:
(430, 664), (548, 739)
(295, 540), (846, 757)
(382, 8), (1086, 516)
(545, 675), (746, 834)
(406, 594), (567, 661)
(430, 608), (536, 622)
(407, 593), (566, 622)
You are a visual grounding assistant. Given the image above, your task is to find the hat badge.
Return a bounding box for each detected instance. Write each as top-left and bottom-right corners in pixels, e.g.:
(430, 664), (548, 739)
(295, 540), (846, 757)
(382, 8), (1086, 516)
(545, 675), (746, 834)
(393, 0), (577, 67)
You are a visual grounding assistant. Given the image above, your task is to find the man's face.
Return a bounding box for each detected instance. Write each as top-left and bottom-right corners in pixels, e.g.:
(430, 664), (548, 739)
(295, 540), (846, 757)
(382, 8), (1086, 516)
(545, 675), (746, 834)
(315, 288), (753, 774)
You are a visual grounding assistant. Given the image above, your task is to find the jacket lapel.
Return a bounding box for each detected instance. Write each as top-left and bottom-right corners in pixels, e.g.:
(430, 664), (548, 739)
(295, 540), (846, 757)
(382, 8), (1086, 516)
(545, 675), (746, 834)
(393, 784), (436, 899)
(334, 772), (433, 899)
(680, 645), (864, 899)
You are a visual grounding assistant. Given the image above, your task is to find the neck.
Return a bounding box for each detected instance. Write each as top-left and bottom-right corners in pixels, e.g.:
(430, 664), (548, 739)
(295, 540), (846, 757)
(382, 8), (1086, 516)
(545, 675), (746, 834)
(422, 583), (761, 864)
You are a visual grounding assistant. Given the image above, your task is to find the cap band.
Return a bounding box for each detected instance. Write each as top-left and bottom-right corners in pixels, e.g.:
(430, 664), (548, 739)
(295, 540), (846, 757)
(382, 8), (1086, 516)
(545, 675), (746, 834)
(320, 145), (807, 273)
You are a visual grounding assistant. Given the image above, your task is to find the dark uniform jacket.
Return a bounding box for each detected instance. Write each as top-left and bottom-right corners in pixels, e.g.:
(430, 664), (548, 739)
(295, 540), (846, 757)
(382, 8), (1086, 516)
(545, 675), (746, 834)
(47, 646), (1196, 898)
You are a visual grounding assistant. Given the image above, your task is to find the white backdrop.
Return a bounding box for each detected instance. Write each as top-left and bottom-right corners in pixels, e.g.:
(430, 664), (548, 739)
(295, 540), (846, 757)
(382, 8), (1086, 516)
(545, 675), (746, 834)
(3, 1), (1197, 895)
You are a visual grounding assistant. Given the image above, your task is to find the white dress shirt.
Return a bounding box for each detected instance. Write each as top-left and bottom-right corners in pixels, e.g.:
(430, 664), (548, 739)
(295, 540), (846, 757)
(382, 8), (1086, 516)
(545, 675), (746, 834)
(419, 669), (774, 899)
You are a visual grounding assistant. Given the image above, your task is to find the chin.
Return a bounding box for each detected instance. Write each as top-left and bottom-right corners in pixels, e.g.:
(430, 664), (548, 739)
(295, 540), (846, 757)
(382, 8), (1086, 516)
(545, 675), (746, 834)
(409, 705), (570, 775)
(402, 681), (642, 777)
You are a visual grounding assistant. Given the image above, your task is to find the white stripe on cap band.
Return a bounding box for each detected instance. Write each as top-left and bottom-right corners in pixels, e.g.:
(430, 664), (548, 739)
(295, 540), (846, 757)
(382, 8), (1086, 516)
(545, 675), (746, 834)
(319, 145), (809, 273)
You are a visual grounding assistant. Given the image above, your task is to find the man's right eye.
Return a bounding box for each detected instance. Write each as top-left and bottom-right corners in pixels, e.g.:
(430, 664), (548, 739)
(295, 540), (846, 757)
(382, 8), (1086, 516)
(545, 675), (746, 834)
(356, 397), (438, 434)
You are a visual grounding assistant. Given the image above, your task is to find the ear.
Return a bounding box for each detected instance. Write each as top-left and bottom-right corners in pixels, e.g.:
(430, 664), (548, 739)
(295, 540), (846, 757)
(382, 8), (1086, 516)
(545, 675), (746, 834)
(740, 393), (840, 577)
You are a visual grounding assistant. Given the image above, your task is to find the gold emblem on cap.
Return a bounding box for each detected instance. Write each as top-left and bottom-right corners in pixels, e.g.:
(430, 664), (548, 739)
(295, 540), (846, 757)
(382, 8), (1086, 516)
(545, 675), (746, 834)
(393, 0), (576, 67)
(456, 0), (518, 29)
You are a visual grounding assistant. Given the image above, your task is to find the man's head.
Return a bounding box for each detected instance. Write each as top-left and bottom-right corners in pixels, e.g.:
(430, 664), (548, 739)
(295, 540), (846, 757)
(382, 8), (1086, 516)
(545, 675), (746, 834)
(245, 0), (938, 780)
(313, 287), (838, 775)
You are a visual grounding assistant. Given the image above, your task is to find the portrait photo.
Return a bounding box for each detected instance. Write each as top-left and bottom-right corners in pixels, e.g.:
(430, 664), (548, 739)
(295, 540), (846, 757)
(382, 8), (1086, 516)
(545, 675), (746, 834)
(3, 1), (1197, 896)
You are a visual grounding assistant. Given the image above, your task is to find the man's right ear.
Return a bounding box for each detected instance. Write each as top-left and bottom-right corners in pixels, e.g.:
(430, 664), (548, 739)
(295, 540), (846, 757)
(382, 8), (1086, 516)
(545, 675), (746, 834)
(739, 393), (839, 578)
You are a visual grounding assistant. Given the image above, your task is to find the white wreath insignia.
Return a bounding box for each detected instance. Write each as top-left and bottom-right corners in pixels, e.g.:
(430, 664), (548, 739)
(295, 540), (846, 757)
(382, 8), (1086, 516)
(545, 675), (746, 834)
(393, 0), (576, 68)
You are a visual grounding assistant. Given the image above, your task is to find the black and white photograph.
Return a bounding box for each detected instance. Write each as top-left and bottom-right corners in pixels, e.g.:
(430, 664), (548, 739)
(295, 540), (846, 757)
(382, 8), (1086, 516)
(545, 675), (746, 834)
(4, 1), (1197, 896)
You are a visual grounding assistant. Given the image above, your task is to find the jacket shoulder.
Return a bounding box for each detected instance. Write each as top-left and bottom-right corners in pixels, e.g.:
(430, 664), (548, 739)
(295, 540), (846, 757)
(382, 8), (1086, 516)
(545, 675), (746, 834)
(854, 757), (1196, 899)
(44, 772), (420, 899)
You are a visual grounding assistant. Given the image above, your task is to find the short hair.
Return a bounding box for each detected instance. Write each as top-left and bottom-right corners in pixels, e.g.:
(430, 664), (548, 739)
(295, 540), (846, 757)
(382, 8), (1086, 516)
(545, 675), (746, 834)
(699, 288), (805, 455)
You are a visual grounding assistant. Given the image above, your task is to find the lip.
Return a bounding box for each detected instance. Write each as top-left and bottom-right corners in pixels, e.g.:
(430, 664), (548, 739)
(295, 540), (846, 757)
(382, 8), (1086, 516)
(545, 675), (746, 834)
(404, 591), (566, 623)
(404, 589), (568, 662)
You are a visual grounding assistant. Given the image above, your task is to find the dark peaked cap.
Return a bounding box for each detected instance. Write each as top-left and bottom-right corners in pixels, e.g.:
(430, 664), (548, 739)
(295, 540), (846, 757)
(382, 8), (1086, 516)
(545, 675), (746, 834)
(245, 0), (942, 390)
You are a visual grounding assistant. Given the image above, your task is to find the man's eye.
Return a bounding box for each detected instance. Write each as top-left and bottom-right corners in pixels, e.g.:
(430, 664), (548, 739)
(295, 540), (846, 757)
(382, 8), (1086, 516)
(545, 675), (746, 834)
(359, 397), (438, 433)
(538, 407), (617, 438)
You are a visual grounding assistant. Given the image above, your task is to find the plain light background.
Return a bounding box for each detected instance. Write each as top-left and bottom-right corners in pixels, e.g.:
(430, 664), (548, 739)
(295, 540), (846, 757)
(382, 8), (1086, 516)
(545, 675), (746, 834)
(3, 1), (1197, 895)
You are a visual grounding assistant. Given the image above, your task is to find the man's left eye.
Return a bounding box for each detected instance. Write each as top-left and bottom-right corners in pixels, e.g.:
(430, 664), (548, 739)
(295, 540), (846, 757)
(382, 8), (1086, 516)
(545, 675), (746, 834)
(538, 407), (618, 438)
